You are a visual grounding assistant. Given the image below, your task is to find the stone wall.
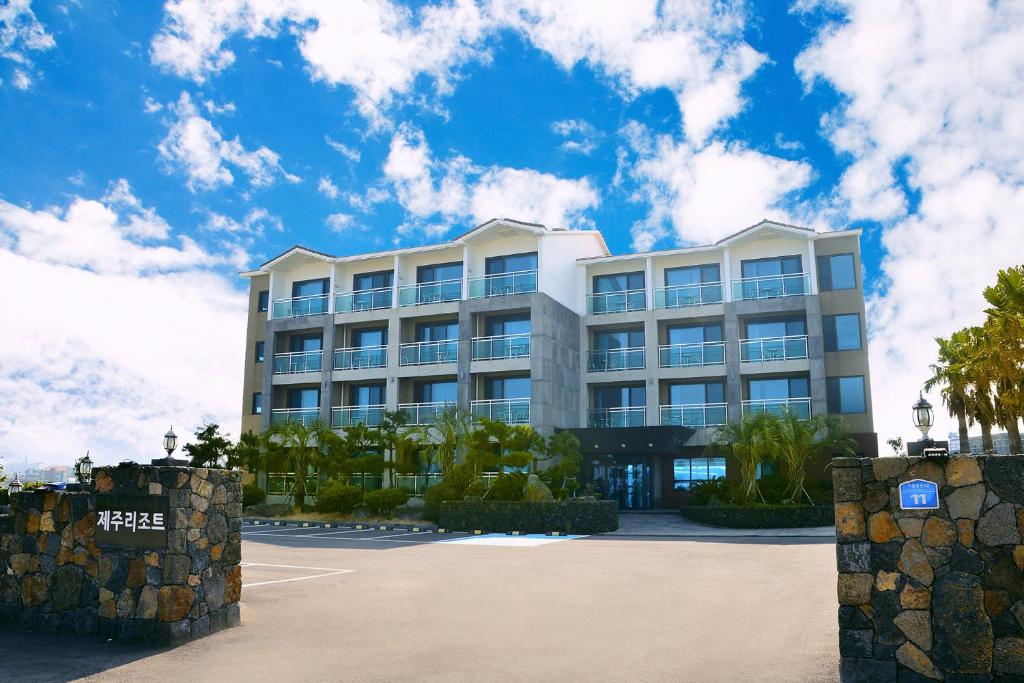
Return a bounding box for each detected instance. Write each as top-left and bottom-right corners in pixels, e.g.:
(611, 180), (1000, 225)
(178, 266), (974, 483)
(0, 464), (242, 644)
(832, 455), (1024, 681)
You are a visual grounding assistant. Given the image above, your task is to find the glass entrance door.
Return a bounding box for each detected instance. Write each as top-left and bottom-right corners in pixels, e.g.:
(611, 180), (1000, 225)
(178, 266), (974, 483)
(593, 460), (652, 509)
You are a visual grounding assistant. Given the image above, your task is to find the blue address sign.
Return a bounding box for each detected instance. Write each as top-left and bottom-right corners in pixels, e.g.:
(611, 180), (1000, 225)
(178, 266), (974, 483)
(899, 479), (939, 510)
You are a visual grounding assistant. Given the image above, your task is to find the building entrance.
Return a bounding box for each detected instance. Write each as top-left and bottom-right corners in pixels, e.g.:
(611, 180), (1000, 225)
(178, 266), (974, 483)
(593, 460), (652, 510)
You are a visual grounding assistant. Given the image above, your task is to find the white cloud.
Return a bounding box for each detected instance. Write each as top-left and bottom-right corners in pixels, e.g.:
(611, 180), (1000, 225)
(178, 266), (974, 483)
(318, 176), (339, 200)
(0, 186), (247, 467)
(11, 68), (31, 90)
(143, 96), (163, 113)
(1, 0), (54, 89)
(551, 118), (604, 155)
(157, 91), (300, 191)
(202, 206), (283, 240)
(203, 98), (236, 115)
(325, 136), (361, 162)
(795, 0), (1024, 446)
(326, 212), (354, 233)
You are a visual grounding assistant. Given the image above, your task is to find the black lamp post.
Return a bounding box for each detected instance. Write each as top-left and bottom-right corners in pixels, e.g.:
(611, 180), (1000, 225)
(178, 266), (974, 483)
(79, 452), (93, 484)
(908, 393), (948, 456)
(163, 426), (178, 458)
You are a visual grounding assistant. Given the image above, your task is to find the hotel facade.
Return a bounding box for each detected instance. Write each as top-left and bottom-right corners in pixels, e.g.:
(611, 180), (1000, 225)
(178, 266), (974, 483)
(240, 218), (876, 509)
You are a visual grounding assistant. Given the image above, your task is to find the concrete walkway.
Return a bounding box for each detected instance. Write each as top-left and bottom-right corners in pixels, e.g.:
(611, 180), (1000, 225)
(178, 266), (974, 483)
(608, 511), (835, 538)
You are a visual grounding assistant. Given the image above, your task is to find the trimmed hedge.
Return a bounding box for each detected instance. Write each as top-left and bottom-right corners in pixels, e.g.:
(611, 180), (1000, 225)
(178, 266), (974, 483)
(680, 504), (834, 529)
(440, 500), (618, 534)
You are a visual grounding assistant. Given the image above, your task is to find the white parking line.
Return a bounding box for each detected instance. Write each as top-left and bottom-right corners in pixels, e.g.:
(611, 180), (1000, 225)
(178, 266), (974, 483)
(241, 562), (355, 588)
(359, 531), (434, 540)
(242, 526), (322, 535)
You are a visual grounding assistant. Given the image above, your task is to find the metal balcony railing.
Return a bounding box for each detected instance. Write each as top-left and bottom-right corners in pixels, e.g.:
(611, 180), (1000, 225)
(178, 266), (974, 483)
(393, 473), (443, 496)
(272, 351), (322, 374)
(586, 289), (647, 315)
(332, 405), (386, 428)
(270, 408), (321, 426)
(739, 335), (809, 363)
(399, 339), (458, 366)
(588, 407), (646, 428)
(335, 287), (392, 312)
(742, 398), (811, 419)
(731, 273), (810, 301)
(472, 333), (531, 361)
(398, 279), (462, 306)
(272, 293), (330, 318)
(653, 282), (724, 309)
(587, 347), (645, 372)
(659, 403), (728, 428)
(471, 398), (530, 424)
(468, 270), (538, 298)
(397, 402), (454, 425)
(333, 346), (387, 371)
(658, 341), (725, 368)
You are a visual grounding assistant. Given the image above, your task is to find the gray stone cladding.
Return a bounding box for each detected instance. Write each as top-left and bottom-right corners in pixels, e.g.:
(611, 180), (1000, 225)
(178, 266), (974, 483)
(832, 455), (1024, 681)
(0, 464), (242, 644)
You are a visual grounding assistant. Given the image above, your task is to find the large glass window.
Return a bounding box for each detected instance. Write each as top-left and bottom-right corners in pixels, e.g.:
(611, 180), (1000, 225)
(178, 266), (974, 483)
(292, 278), (329, 297)
(823, 314), (862, 351)
(748, 377), (809, 400)
(352, 327), (387, 348)
(251, 392), (262, 415)
(745, 318), (806, 339)
(484, 314), (530, 336)
(254, 341), (265, 363)
(827, 376), (866, 414)
(666, 323), (722, 345)
(817, 253), (857, 291)
(416, 320), (459, 342)
(484, 375), (531, 400)
(257, 290), (269, 312)
(593, 385), (645, 409)
(593, 272), (644, 292)
(349, 384), (385, 406)
(353, 270), (393, 291)
(593, 328), (644, 349)
(741, 256), (802, 278)
(289, 334), (322, 352)
(665, 264), (720, 286)
(287, 387), (320, 409)
(668, 382), (724, 405)
(673, 457), (727, 490)
(485, 252), (537, 274)
(417, 262), (463, 283)
(413, 380), (457, 403)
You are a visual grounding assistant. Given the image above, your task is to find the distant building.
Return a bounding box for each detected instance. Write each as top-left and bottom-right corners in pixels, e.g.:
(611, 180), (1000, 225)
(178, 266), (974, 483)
(948, 431), (1013, 455)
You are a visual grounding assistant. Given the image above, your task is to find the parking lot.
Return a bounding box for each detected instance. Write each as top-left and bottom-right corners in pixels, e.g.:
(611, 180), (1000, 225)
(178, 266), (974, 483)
(1, 521), (839, 682)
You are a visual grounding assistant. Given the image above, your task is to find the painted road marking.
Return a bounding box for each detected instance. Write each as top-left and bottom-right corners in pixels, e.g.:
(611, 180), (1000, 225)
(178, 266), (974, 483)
(241, 562), (355, 588)
(440, 533), (586, 547)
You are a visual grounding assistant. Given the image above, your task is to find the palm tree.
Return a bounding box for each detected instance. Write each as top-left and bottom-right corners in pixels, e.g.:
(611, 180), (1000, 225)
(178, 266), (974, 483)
(983, 267), (1024, 453)
(261, 419), (337, 511)
(415, 406), (473, 476)
(771, 410), (856, 504)
(709, 412), (777, 504)
(925, 332), (972, 454)
(960, 326), (997, 452)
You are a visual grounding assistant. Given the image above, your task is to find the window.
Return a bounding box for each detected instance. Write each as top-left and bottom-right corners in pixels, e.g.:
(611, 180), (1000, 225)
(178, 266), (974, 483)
(484, 375), (531, 400)
(414, 380), (457, 403)
(666, 323), (722, 345)
(417, 262), (462, 284)
(823, 314), (862, 351)
(827, 376), (866, 414)
(251, 392), (262, 415)
(484, 314), (530, 336)
(289, 334), (322, 352)
(673, 457), (727, 490)
(668, 382), (724, 405)
(485, 252), (537, 274)
(593, 272), (644, 292)
(254, 341), (265, 363)
(352, 327), (387, 348)
(817, 253), (857, 290)
(744, 318), (806, 339)
(593, 328), (644, 350)
(416, 320), (459, 342)
(349, 384), (385, 406)
(292, 278), (329, 297)
(665, 264), (720, 286)
(756, 461), (778, 479)
(353, 270), (393, 291)
(593, 385), (645, 409)
(741, 255), (802, 278)
(287, 388), (319, 409)
(748, 377), (810, 400)
(257, 290), (269, 312)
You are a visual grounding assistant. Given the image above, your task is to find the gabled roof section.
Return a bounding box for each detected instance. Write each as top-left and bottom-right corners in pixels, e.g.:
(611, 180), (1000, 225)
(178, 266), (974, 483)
(256, 245), (335, 271)
(453, 217), (549, 242)
(714, 219), (815, 246)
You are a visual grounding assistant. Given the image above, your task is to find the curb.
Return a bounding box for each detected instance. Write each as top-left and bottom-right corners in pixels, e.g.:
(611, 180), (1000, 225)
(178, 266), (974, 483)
(246, 518), (444, 532)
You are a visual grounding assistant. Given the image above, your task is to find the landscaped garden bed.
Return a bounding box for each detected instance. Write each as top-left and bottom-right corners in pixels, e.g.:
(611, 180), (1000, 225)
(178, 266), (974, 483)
(680, 504), (834, 529)
(440, 499), (618, 534)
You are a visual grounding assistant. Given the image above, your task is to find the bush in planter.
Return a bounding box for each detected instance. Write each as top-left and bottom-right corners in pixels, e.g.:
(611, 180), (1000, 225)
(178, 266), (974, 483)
(688, 477), (734, 505)
(364, 488), (409, 518)
(680, 504), (833, 529)
(487, 472), (527, 501)
(315, 481), (363, 514)
(242, 483), (265, 508)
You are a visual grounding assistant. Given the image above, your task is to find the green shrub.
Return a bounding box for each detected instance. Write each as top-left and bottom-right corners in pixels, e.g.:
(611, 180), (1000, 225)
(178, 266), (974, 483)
(486, 472), (527, 501)
(688, 477), (734, 505)
(315, 481), (363, 514)
(804, 479), (834, 505)
(756, 475), (788, 504)
(680, 504), (833, 529)
(440, 500), (618, 534)
(363, 488), (409, 518)
(242, 483), (265, 508)
(21, 481), (47, 492)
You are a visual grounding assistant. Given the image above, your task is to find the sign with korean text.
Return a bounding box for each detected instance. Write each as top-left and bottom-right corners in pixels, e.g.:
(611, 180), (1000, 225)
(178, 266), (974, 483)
(95, 494), (169, 549)
(898, 479), (939, 510)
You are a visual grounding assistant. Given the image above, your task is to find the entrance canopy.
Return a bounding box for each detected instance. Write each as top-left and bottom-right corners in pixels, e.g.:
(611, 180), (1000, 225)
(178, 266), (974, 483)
(564, 426), (695, 457)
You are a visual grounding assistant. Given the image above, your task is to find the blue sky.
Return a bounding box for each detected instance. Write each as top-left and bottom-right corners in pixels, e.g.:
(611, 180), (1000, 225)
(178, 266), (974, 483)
(1, 0), (1022, 466)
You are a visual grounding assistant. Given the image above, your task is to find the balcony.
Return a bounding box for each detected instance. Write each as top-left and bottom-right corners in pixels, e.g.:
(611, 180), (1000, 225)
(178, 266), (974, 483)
(398, 279), (462, 306)
(659, 341), (725, 368)
(731, 273), (810, 301)
(660, 403), (728, 428)
(272, 351), (322, 374)
(399, 339), (458, 366)
(653, 282), (724, 309)
(334, 346), (387, 371)
(272, 293), (330, 318)
(471, 398), (530, 424)
(587, 347), (645, 372)
(472, 333), (531, 361)
(742, 398), (811, 419)
(588, 407), (646, 428)
(270, 408), (321, 426)
(587, 289), (647, 315)
(397, 402), (454, 425)
(393, 473), (443, 496)
(332, 405), (385, 428)
(335, 287), (392, 313)
(468, 270), (538, 298)
(739, 335), (808, 363)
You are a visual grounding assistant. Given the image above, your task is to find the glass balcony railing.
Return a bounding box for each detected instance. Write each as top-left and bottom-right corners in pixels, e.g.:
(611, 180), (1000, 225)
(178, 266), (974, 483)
(472, 333), (531, 361)
(587, 289), (647, 315)
(271, 408), (321, 426)
(660, 403), (728, 428)
(335, 287), (392, 312)
(587, 347), (645, 372)
(739, 335), (809, 363)
(658, 341), (725, 368)
(588, 407), (646, 428)
(471, 398), (530, 424)
(393, 473), (443, 496)
(397, 402), (454, 425)
(742, 398), (811, 419)
(653, 282), (723, 309)
(332, 405), (386, 428)
(468, 270), (538, 298)
(399, 339), (458, 366)
(731, 273), (810, 301)
(272, 293), (330, 318)
(272, 351), (322, 374)
(334, 346), (387, 370)
(398, 279), (462, 306)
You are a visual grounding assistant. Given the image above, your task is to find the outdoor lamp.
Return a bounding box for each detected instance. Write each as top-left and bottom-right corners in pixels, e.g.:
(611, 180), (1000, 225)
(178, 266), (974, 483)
(8, 474), (22, 494)
(80, 452), (93, 483)
(912, 393), (934, 440)
(163, 426), (178, 457)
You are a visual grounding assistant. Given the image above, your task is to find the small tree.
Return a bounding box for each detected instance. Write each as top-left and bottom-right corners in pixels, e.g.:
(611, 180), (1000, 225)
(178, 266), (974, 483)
(183, 423), (237, 468)
(534, 431), (582, 498)
(416, 406), (473, 476)
(235, 431), (262, 475)
(772, 410), (856, 504)
(886, 436), (904, 457)
(467, 419), (542, 499)
(709, 412), (776, 504)
(261, 419), (337, 511)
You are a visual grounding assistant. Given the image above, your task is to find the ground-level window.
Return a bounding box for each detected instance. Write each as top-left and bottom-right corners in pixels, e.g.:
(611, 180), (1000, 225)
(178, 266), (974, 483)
(672, 457), (726, 490)
(266, 473), (318, 497)
(756, 461), (779, 479)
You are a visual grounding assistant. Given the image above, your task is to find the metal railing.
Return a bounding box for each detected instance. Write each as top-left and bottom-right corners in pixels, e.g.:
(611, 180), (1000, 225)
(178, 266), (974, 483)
(393, 473), (443, 496)
(271, 408), (321, 426)
(731, 273), (810, 301)
(397, 402), (454, 425)
(586, 289), (647, 315)
(399, 339), (458, 366)
(742, 398), (811, 419)
(335, 287), (392, 312)
(739, 335), (808, 362)
(658, 341), (725, 368)
(587, 347), (645, 372)
(660, 403), (728, 427)
(398, 279), (462, 306)
(333, 346), (387, 370)
(332, 405), (386, 428)
(272, 350), (322, 374)
(272, 293), (330, 318)
(588, 407), (646, 428)
(472, 333), (531, 361)
(653, 282), (724, 309)
(471, 398), (531, 424)
(468, 269), (538, 298)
